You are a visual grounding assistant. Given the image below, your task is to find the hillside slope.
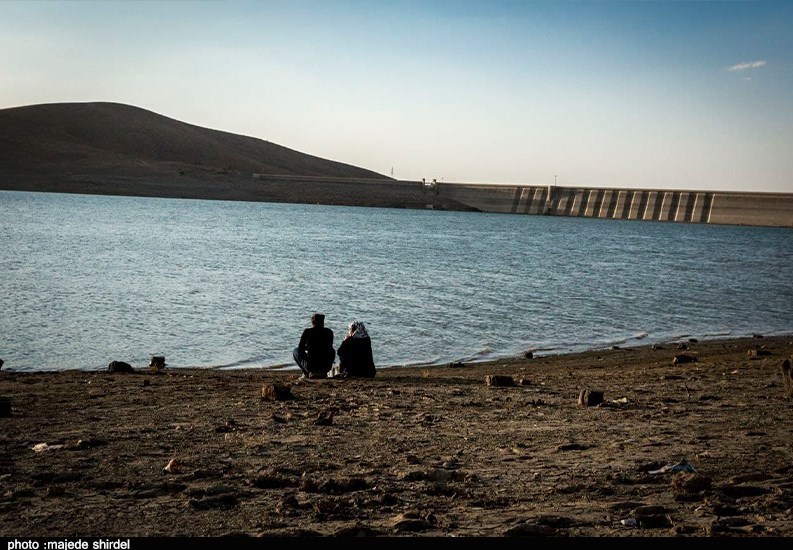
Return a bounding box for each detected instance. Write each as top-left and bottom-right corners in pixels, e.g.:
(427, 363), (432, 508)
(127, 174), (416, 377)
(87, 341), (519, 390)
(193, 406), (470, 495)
(0, 102), (387, 181)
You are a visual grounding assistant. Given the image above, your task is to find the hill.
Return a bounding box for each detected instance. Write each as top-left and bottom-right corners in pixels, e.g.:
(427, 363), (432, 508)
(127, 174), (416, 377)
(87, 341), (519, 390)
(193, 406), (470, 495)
(0, 101), (387, 179)
(0, 102), (480, 210)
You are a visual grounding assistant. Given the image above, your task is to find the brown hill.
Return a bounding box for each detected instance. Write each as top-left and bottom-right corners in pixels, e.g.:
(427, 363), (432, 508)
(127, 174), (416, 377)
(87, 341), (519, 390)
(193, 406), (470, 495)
(0, 101), (387, 180)
(0, 102), (478, 210)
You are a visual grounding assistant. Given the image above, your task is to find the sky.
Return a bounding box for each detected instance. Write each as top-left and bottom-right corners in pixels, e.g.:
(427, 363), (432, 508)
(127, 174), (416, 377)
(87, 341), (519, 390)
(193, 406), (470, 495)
(1, 0), (792, 193)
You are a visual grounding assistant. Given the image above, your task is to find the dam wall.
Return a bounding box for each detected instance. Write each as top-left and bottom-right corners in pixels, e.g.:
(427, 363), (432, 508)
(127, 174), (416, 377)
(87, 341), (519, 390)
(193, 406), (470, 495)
(430, 183), (793, 228)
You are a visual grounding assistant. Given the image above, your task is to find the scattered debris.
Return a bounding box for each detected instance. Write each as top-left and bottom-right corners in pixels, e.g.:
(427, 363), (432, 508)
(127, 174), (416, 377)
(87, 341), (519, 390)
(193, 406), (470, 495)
(672, 354), (697, 365)
(32, 442), (65, 453)
(649, 459), (697, 475)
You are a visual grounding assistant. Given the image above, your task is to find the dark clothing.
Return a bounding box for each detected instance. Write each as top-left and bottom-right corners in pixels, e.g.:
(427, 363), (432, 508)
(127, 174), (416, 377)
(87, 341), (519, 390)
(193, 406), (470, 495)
(337, 335), (376, 378)
(293, 326), (335, 377)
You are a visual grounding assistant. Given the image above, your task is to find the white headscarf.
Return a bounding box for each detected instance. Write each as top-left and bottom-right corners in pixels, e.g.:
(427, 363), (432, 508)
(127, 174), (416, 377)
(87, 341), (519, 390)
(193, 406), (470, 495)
(349, 321), (369, 339)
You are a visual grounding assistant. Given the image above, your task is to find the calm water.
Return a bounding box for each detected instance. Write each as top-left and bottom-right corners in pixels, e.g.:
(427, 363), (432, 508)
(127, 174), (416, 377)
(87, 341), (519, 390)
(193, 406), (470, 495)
(2, 190), (792, 373)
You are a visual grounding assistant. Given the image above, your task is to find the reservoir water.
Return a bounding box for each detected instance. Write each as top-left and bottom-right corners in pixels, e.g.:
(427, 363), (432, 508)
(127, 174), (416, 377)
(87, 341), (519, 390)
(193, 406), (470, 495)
(2, 190), (791, 372)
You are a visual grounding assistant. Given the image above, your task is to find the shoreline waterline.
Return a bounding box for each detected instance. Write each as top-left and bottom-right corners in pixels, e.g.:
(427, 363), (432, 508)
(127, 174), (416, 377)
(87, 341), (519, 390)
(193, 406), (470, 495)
(4, 332), (790, 374)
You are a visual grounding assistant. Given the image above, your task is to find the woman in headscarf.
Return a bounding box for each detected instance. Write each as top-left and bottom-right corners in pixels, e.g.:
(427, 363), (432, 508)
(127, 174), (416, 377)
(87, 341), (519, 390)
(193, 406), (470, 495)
(336, 321), (376, 378)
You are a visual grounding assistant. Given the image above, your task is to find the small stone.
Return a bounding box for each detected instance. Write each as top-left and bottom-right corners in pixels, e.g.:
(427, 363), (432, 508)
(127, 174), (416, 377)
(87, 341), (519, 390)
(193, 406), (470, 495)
(0, 397), (11, 418)
(672, 354), (697, 365)
(108, 361), (134, 373)
(578, 389), (604, 407)
(261, 383), (293, 401)
(485, 375), (515, 387)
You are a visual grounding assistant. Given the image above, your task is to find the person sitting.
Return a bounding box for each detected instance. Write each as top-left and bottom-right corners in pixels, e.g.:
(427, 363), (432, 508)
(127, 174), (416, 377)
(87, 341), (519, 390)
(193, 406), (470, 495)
(336, 321), (376, 378)
(292, 312), (335, 379)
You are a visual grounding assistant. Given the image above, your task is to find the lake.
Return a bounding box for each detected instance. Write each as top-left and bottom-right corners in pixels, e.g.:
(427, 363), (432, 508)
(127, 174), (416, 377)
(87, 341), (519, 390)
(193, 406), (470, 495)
(2, 190), (791, 372)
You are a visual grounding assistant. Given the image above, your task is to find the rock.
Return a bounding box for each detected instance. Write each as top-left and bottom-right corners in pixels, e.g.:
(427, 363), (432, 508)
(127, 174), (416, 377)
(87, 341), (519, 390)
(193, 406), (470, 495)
(0, 396), (10, 418)
(781, 359), (793, 400)
(108, 361), (134, 373)
(163, 458), (180, 474)
(672, 354), (697, 365)
(149, 356), (166, 373)
(746, 348), (771, 359)
(251, 471), (298, 489)
(300, 476), (369, 494)
(637, 514), (672, 528)
(504, 522), (563, 536)
(313, 408), (335, 426)
(389, 512), (433, 532)
(485, 374), (515, 387)
(261, 383), (293, 401)
(677, 343), (688, 350)
(0, 358), (4, 369)
(523, 351), (533, 359)
(447, 361), (464, 368)
(578, 389), (604, 407)
(671, 473), (712, 498)
(188, 493), (238, 509)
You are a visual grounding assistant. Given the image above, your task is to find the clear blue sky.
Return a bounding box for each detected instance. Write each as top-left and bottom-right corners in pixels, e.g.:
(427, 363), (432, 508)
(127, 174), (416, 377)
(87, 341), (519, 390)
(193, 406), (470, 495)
(2, 0), (791, 192)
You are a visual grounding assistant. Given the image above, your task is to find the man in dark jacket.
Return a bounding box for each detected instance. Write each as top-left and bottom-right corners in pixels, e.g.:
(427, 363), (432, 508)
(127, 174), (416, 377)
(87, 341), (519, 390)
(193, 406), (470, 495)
(292, 312), (335, 378)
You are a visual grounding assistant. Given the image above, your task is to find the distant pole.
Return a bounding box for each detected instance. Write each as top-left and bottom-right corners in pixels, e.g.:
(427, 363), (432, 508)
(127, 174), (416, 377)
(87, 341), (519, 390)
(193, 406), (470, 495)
(554, 174), (557, 186)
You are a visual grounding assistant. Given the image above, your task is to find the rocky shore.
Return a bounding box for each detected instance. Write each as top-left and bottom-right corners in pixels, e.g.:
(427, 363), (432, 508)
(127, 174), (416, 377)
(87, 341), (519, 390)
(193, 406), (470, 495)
(1, 335), (792, 538)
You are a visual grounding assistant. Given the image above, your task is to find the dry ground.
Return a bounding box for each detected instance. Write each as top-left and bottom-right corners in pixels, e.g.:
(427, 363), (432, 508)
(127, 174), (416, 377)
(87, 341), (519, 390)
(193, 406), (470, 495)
(1, 335), (792, 539)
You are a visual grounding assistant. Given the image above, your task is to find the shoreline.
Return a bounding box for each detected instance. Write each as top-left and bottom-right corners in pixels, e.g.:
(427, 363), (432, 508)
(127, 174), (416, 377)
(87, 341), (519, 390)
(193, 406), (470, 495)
(4, 331), (791, 375)
(2, 333), (792, 537)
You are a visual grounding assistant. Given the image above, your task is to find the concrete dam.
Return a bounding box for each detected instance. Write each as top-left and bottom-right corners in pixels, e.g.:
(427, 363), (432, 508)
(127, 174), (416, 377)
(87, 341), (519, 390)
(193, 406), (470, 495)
(429, 182), (793, 228)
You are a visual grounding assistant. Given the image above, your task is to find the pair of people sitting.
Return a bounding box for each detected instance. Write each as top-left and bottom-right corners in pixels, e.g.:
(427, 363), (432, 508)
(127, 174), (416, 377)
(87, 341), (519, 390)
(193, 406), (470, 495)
(292, 313), (376, 379)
